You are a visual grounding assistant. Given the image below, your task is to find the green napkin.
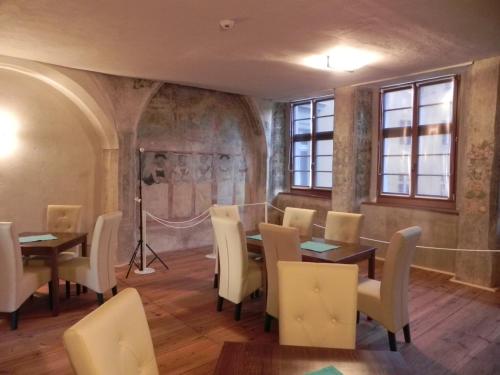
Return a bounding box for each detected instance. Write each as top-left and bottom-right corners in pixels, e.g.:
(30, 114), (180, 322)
(19, 234), (58, 244)
(247, 234), (262, 241)
(301, 241), (339, 252)
(306, 365), (343, 375)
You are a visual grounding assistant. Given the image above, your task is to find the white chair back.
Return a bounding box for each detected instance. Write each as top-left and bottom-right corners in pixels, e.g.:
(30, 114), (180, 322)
(259, 223), (301, 318)
(47, 205), (83, 233)
(63, 288), (159, 375)
(0, 222), (23, 312)
(324, 211), (364, 244)
(380, 226), (421, 331)
(89, 212), (122, 293)
(282, 207), (316, 238)
(278, 261), (358, 349)
(212, 216), (249, 304)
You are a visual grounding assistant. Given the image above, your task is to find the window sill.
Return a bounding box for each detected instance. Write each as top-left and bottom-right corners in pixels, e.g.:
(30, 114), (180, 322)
(361, 201), (458, 215)
(280, 190), (331, 199)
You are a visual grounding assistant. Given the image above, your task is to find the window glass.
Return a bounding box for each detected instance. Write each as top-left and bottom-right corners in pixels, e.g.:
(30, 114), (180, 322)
(316, 100), (334, 117)
(383, 109), (412, 128)
(316, 116), (334, 132)
(293, 103), (311, 120)
(384, 89), (412, 110)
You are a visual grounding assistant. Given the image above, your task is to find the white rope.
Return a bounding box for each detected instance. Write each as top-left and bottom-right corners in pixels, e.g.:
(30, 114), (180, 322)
(360, 236), (500, 252)
(146, 212), (211, 229)
(146, 208), (211, 224)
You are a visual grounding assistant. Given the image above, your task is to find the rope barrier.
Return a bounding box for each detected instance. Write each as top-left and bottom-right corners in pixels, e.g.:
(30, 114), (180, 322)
(142, 202), (500, 253)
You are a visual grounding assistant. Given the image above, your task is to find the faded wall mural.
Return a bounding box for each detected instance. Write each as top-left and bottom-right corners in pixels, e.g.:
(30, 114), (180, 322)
(141, 151), (247, 219)
(136, 83), (265, 252)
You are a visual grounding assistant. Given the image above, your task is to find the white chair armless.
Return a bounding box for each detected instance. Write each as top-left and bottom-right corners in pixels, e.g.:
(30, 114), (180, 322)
(0, 222), (51, 329)
(259, 223), (301, 331)
(212, 216), (262, 321)
(282, 207), (316, 238)
(63, 288), (158, 375)
(324, 211), (364, 244)
(357, 226), (421, 351)
(278, 261), (358, 349)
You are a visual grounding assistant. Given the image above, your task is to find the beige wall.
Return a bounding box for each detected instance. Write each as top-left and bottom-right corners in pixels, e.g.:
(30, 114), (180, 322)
(0, 69), (102, 233)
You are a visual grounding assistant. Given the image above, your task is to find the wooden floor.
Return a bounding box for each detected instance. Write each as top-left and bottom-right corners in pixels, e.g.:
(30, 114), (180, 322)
(1, 248), (499, 375)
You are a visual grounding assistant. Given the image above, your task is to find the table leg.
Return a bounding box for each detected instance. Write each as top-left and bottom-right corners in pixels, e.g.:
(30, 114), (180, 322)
(81, 236), (88, 293)
(50, 251), (60, 316)
(368, 252), (375, 279)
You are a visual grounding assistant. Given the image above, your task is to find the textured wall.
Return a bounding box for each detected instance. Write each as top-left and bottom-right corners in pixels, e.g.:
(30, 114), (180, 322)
(136, 83), (267, 253)
(0, 68), (101, 234)
(455, 57), (500, 287)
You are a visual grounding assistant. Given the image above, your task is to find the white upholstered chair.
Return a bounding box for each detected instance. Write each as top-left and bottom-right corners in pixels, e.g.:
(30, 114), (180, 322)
(259, 223), (301, 332)
(357, 226), (421, 351)
(0, 222), (51, 329)
(47, 204), (83, 259)
(278, 261), (358, 349)
(324, 211), (364, 244)
(58, 211), (122, 305)
(282, 207), (316, 238)
(212, 216), (262, 321)
(209, 205), (240, 289)
(63, 288), (158, 375)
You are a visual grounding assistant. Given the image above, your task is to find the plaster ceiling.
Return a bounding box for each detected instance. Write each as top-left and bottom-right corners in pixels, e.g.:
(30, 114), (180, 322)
(1, 0), (499, 100)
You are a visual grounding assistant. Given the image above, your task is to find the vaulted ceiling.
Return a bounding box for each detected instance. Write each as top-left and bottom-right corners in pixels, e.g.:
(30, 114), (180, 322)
(1, 0), (499, 100)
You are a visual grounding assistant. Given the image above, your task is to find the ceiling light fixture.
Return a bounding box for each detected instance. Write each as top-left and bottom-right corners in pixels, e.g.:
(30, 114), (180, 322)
(303, 46), (380, 72)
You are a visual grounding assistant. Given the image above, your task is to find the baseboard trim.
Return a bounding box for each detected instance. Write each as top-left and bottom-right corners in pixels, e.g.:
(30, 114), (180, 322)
(375, 256), (455, 276)
(449, 277), (498, 293)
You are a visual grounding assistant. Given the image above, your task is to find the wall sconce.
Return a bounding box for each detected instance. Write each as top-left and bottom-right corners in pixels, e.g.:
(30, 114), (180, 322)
(0, 109), (19, 157)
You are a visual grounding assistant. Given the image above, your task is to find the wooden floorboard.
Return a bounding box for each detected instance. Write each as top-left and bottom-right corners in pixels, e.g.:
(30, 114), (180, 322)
(0, 247), (499, 375)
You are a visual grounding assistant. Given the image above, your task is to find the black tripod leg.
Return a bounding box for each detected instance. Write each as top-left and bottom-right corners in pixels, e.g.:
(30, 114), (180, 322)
(126, 242), (141, 278)
(146, 243), (169, 270)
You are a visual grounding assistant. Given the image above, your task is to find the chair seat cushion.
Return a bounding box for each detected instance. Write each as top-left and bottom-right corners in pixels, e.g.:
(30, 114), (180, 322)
(17, 265), (51, 309)
(25, 251), (78, 267)
(58, 257), (92, 288)
(245, 259), (263, 296)
(357, 278), (383, 321)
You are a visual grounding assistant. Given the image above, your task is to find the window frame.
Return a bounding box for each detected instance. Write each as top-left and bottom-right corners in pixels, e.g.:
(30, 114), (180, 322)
(377, 76), (459, 210)
(290, 96), (334, 196)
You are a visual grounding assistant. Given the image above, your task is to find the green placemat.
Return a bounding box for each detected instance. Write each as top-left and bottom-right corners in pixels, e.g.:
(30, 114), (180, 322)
(19, 234), (58, 244)
(301, 241), (339, 252)
(247, 234), (262, 241)
(306, 365), (343, 375)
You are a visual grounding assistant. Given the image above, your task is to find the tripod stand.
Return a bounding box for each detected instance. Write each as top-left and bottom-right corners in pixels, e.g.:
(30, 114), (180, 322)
(126, 148), (169, 278)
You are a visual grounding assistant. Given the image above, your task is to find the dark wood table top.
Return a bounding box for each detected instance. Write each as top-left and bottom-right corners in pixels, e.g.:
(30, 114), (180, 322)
(214, 342), (412, 375)
(19, 232), (87, 253)
(246, 230), (376, 264)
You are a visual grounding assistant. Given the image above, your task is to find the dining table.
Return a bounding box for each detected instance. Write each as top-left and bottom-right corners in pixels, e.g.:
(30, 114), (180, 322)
(214, 341), (412, 374)
(246, 230), (377, 279)
(20, 232), (87, 316)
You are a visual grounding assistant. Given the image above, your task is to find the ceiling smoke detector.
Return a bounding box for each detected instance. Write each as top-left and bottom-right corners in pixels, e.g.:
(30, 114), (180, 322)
(219, 19), (235, 31)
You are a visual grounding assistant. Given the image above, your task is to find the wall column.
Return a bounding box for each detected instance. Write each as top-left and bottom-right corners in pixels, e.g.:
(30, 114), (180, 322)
(332, 87), (372, 212)
(455, 57), (500, 288)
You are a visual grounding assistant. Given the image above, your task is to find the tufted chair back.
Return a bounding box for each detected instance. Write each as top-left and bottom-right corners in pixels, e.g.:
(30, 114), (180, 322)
(89, 212), (122, 293)
(212, 216), (249, 304)
(209, 205), (240, 221)
(47, 205), (83, 233)
(324, 211), (364, 244)
(63, 288), (158, 375)
(259, 223), (301, 318)
(282, 207), (316, 238)
(278, 261), (358, 349)
(380, 226), (421, 332)
(0, 222), (23, 312)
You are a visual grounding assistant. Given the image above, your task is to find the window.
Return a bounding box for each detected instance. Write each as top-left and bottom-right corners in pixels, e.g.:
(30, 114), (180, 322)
(291, 97), (334, 192)
(378, 76), (458, 209)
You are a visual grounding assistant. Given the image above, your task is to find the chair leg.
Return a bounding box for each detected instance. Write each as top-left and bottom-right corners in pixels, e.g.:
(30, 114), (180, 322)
(213, 273), (219, 289)
(112, 286), (118, 296)
(65, 281), (71, 299)
(76, 284), (81, 296)
(234, 303), (242, 321)
(356, 311), (360, 324)
(10, 310), (19, 330)
(96, 293), (104, 305)
(388, 331), (397, 351)
(48, 281), (53, 310)
(216, 296), (224, 312)
(403, 323), (411, 343)
(264, 313), (273, 332)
